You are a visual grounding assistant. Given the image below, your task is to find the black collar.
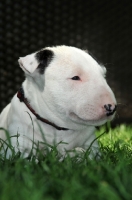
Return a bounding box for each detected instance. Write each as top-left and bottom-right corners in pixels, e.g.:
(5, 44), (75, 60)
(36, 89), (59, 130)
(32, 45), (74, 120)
(17, 87), (69, 131)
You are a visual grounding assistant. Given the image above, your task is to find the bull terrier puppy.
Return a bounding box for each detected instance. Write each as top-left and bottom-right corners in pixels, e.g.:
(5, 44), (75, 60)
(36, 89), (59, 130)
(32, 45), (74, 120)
(0, 46), (116, 158)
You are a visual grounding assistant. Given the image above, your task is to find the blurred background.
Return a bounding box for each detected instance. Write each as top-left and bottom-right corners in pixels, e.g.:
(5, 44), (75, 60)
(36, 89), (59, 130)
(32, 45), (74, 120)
(0, 0), (132, 125)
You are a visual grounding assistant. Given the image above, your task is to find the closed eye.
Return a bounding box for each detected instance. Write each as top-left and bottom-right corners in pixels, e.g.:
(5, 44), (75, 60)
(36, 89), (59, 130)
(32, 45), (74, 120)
(71, 76), (80, 81)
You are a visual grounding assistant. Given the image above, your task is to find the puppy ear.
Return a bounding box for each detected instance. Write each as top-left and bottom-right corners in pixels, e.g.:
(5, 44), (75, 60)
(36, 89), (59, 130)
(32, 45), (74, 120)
(35, 49), (54, 74)
(18, 52), (38, 74)
(18, 49), (53, 74)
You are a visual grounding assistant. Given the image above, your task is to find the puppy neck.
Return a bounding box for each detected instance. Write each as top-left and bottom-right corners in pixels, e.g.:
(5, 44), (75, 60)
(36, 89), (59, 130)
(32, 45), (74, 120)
(17, 86), (69, 131)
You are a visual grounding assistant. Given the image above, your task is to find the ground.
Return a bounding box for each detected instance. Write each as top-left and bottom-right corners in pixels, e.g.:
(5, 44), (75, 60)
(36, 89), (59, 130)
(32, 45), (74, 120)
(0, 124), (132, 200)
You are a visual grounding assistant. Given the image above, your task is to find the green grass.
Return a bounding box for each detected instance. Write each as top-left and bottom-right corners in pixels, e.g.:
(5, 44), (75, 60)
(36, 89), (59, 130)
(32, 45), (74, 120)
(0, 124), (132, 200)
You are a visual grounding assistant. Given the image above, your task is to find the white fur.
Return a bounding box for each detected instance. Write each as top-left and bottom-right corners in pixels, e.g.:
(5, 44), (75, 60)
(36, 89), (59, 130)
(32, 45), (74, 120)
(0, 46), (116, 158)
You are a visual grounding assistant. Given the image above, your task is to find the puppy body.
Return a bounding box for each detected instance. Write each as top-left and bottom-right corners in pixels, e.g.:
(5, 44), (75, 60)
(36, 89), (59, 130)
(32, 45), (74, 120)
(0, 46), (116, 157)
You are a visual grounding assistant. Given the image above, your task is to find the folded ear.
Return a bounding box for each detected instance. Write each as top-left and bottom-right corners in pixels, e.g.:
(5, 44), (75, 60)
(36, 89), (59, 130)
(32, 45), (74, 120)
(18, 52), (38, 74)
(18, 49), (54, 74)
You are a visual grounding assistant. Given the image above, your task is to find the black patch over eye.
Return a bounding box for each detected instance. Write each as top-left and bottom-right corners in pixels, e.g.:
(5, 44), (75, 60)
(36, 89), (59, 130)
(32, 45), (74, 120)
(71, 76), (80, 80)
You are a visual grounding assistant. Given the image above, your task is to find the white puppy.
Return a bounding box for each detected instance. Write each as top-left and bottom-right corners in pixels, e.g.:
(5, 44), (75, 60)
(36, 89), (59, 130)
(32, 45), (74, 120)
(0, 46), (116, 158)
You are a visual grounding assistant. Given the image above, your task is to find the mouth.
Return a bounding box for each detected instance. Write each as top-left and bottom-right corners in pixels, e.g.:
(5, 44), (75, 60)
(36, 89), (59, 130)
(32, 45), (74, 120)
(69, 112), (115, 126)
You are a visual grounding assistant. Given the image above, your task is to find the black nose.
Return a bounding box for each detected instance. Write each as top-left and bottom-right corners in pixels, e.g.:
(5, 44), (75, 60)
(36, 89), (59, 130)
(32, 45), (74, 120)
(104, 104), (117, 116)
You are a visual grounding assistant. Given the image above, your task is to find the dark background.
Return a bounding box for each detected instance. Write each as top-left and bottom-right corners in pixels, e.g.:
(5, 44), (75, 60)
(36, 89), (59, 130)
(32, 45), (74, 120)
(0, 0), (132, 124)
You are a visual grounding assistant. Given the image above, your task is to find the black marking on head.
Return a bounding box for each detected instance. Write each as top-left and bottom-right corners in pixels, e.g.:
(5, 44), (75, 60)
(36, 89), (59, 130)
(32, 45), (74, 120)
(35, 49), (54, 74)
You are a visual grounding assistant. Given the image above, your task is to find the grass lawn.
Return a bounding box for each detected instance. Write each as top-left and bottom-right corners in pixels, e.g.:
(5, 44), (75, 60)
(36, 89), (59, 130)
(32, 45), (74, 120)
(0, 124), (132, 200)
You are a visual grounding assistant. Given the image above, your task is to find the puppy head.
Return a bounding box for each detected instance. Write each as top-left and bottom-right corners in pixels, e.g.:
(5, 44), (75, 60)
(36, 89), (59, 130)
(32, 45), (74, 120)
(18, 46), (116, 127)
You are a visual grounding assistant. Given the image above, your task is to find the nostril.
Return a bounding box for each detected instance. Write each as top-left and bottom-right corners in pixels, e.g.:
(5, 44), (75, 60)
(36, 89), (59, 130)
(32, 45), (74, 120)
(104, 104), (112, 111)
(108, 104), (112, 109)
(104, 104), (117, 116)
